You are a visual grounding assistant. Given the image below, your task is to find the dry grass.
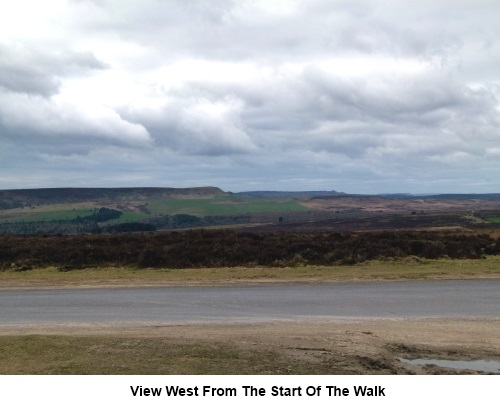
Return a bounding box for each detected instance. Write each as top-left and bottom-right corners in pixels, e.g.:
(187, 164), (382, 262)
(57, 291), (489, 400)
(0, 334), (328, 375)
(1, 256), (500, 289)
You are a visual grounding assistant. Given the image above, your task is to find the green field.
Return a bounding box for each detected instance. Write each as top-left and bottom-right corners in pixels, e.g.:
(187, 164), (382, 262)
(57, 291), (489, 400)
(1, 197), (310, 222)
(0, 196), (313, 234)
(0, 208), (96, 223)
(148, 196), (309, 216)
(486, 217), (500, 224)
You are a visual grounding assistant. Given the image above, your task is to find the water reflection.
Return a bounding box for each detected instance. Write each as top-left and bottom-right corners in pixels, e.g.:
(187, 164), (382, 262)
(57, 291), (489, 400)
(399, 358), (500, 374)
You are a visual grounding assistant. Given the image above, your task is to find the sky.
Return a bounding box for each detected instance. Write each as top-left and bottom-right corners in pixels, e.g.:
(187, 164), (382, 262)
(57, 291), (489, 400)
(0, 0), (499, 194)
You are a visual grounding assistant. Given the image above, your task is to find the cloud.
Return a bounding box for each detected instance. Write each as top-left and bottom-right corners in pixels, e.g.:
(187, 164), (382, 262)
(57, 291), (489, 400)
(0, 45), (107, 97)
(122, 96), (257, 156)
(0, 91), (151, 156)
(0, 0), (499, 193)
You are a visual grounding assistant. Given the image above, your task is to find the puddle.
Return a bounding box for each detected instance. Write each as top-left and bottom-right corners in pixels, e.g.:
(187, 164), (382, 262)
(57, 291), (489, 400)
(399, 358), (500, 374)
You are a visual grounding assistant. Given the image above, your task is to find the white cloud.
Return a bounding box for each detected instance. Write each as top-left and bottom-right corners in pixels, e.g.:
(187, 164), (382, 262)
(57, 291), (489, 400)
(0, 0), (499, 193)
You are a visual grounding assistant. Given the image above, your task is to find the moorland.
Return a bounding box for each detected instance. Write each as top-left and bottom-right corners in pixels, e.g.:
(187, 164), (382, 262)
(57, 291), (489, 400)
(1, 187), (500, 375)
(1, 186), (500, 235)
(1, 186), (500, 273)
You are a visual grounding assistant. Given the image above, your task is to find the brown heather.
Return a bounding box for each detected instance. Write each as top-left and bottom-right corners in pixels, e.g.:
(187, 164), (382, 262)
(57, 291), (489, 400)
(1, 229), (499, 271)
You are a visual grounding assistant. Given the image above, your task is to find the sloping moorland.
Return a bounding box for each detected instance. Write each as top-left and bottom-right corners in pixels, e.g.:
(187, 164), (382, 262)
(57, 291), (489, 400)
(1, 187), (500, 272)
(1, 187), (500, 235)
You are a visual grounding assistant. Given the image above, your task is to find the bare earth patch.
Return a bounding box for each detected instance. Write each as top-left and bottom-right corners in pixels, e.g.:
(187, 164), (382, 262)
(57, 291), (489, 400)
(1, 318), (498, 374)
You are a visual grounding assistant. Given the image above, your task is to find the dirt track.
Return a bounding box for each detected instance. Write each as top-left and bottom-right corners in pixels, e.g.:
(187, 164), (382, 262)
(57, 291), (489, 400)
(2, 318), (499, 374)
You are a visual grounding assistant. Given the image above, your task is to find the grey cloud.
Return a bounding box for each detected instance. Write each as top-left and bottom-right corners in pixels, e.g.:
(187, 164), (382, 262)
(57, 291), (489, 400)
(0, 91), (151, 156)
(144, 57), (499, 164)
(0, 46), (107, 97)
(121, 99), (256, 156)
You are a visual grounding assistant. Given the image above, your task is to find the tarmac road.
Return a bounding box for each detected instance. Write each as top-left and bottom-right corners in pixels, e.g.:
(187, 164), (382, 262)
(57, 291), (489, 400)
(1, 279), (499, 324)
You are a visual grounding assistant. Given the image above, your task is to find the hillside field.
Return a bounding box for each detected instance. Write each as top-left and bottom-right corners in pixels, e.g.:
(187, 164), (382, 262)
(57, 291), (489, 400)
(1, 187), (500, 235)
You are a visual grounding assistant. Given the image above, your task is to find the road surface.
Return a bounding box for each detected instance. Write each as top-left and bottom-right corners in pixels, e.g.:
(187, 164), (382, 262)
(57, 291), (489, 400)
(1, 280), (499, 324)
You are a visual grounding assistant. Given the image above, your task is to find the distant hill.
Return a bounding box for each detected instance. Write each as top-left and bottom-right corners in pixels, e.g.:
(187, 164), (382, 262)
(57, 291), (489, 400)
(311, 193), (500, 200)
(375, 193), (500, 199)
(0, 187), (226, 209)
(233, 190), (346, 198)
(421, 194), (500, 200)
(1, 186), (500, 235)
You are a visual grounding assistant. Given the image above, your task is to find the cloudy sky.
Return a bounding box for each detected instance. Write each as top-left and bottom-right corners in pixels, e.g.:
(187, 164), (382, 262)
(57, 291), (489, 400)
(0, 0), (499, 193)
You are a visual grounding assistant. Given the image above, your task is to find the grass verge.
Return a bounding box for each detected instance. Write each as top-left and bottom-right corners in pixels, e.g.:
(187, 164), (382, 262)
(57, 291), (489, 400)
(0, 335), (328, 375)
(1, 256), (500, 288)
